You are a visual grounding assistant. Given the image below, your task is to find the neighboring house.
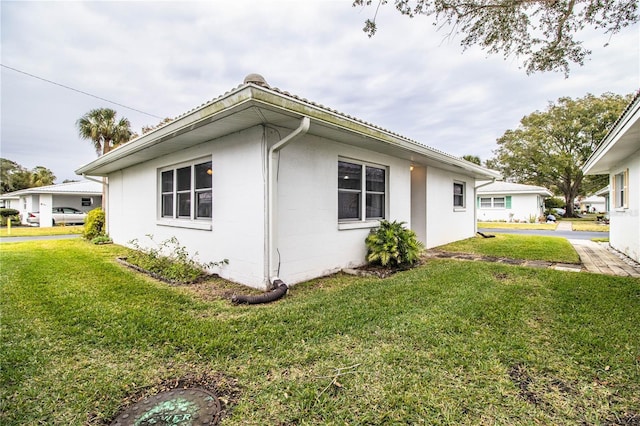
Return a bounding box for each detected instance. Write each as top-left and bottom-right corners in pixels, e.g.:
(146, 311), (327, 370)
(0, 194), (20, 209)
(76, 74), (501, 290)
(0, 180), (102, 227)
(583, 91), (640, 263)
(594, 186), (610, 213)
(576, 194), (606, 214)
(476, 181), (551, 222)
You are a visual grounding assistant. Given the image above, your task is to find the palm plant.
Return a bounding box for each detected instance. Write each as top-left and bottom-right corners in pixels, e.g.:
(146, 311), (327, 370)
(30, 166), (56, 187)
(76, 108), (132, 156)
(365, 220), (424, 267)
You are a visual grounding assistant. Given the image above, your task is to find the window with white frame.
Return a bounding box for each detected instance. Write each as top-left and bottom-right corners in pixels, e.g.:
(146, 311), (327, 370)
(160, 159), (212, 220)
(453, 181), (465, 208)
(338, 160), (386, 221)
(613, 169), (628, 208)
(479, 196), (505, 208)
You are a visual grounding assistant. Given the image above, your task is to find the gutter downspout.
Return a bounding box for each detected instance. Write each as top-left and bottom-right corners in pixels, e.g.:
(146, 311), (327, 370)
(266, 116), (311, 288)
(474, 178), (497, 234)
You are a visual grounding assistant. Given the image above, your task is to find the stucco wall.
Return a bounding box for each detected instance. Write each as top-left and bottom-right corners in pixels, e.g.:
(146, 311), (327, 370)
(107, 126), (267, 288)
(274, 132), (412, 285)
(105, 123), (483, 288)
(19, 195), (37, 225)
(424, 167), (476, 249)
(52, 195), (101, 212)
(477, 193), (543, 222)
(609, 150), (640, 262)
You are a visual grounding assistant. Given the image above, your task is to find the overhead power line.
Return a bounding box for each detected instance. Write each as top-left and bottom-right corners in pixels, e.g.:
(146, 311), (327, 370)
(1, 63), (163, 119)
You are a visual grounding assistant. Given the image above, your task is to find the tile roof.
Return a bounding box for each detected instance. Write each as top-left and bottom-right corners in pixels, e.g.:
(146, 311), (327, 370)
(173, 79), (466, 163)
(478, 181), (552, 195)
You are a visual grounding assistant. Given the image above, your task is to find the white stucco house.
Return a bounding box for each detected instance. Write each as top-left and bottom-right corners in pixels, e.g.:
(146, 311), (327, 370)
(0, 193), (20, 209)
(476, 181), (551, 222)
(576, 194), (606, 214)
(594, 186), (610, 214)
(583, 91), (640, 263)
(76, 74), (501, 290)
(0, 180), (102, 227)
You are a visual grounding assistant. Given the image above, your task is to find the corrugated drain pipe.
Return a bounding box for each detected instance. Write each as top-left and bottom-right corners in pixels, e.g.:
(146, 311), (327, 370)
(231, 279), (288, 305)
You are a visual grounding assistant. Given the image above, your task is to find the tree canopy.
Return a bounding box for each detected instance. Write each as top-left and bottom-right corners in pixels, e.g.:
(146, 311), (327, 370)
(0, 159), (56, 193)
(487, 92), (633, 217)
(353, 0), (638, 75)
(76, 108), (133, 156)
(462, 154), (482, 165)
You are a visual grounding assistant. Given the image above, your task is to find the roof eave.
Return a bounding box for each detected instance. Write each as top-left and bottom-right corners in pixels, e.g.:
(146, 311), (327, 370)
(76, 84), (501, 180)
(583, 91), (640, 175)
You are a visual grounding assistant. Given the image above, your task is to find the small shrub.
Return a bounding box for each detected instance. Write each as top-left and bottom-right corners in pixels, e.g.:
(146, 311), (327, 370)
(83, 208), (105, 240)
(0, 208), (20, 226)
(91, 235), (112, 245)
(365, 220), (424, 267)
(126, 235), (228, 284)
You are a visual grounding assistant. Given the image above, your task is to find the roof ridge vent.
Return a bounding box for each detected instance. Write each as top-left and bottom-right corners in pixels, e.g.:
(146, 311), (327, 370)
(243, 73), (269, 88)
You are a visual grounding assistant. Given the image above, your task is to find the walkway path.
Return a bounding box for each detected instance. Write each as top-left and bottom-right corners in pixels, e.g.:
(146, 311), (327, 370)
(568, 239), (640, 277)
(434, 221), (640, 278)
(555, 220), (640, 277)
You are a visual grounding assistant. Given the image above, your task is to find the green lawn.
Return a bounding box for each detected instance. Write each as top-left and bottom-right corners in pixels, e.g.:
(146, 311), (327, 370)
(437, 234), (581, 263)
(1, 240), (639, 425)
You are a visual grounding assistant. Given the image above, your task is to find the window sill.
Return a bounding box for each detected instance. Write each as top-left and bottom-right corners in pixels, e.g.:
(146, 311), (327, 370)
(157, 219), (212, 231)
(338, 220), (380, 230)
(453, 207), (467, 212)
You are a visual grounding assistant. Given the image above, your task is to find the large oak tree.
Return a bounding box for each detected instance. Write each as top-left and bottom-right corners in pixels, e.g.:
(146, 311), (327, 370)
(487, 92), (633, 217)
(353, 0), (638, 75)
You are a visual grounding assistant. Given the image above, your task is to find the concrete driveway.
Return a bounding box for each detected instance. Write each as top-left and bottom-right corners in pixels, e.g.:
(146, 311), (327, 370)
(0, 234), (82, 243)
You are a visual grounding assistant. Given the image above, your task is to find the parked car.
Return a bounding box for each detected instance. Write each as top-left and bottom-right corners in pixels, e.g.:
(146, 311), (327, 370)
(27, 207), (88, 226)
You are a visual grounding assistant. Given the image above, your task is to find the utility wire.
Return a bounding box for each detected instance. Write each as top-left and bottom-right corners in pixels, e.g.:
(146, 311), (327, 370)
(1, 63), (163, 119)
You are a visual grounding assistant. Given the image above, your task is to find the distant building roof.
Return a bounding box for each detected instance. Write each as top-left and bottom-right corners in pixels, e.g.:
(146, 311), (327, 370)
(594, 186), (610, 197)
(0, 180), (102, 198)
(478, 181), (552, 196)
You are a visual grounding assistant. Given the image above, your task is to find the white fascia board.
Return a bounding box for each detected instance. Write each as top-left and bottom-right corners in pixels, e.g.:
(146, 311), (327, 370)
(583, 93), (640, 175)
(76, 83), (502, 180)
(75, 86), (254, 176)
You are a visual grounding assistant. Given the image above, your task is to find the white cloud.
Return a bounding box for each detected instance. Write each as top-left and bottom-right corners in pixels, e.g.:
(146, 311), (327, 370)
(1, 0), (637, 182)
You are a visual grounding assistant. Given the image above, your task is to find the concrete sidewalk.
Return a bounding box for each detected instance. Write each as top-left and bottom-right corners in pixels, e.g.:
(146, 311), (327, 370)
(554, 220), (640, 277)
(555, 220), (573, 231)
(567, 239), (640, 278)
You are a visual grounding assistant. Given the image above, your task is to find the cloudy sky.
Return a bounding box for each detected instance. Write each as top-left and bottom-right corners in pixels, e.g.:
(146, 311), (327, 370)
(1, 0), (638, 184)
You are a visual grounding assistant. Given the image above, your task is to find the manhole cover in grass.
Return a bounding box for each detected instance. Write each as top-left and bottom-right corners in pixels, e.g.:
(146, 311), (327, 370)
(111, 388), (221, 426)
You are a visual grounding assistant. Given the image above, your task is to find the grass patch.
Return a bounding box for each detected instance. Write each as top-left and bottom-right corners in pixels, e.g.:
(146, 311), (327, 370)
(435, 234), (581, 263)
(572, 222), (610, 232)
(478, 222), (557, 230)
(1, 240), (639, 425)
(0, 225), (83, 237)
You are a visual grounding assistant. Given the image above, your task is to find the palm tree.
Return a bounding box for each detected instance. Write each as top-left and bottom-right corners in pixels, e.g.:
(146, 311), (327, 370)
(30, 166), (56, 187)
(76, 108), (132, 156)
(76, 108), (132, 213)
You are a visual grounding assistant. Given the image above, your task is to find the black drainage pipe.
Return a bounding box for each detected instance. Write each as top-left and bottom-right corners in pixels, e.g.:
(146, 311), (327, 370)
(231, 280), (288, 305)
(477, 231), (495, 238)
